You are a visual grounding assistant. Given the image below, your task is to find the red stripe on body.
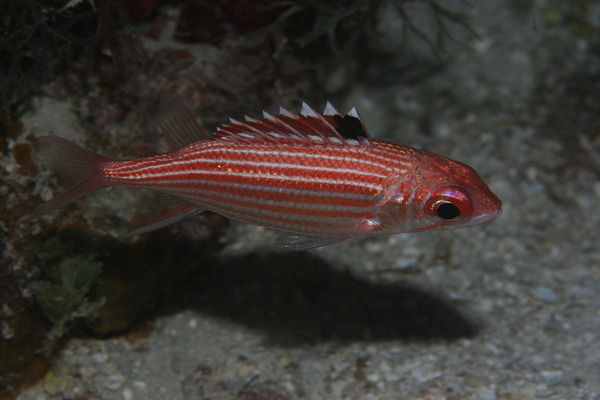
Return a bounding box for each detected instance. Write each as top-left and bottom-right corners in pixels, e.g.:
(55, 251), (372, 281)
(101, 140), (414, 234)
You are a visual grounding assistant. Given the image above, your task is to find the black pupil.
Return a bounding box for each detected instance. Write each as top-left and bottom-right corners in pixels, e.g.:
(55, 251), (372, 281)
(437, 202), (460, 220)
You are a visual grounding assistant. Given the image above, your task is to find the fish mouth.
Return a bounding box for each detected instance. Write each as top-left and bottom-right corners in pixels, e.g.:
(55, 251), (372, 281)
(469, 208), (503, 226)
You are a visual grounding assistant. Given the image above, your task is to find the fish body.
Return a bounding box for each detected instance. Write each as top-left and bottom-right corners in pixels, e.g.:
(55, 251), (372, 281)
(34, 102), (501, 250)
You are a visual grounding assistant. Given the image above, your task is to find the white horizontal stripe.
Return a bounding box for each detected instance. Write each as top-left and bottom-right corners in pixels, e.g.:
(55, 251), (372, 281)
(108, 142), (413, 176)
(175, 193), (359, 222)
(130, 169), (384, 191)
(139, 179), (378, 201)
(210, 207), (350, 234)
(185, 144), (411, 169)
(163, 186), (373, 213)
(138, 159), (388, 179)
(112, 148), (396, 175)
(175, 194), (360, 233)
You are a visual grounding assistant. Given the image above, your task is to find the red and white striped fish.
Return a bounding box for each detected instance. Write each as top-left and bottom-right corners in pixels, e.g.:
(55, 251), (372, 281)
(33, 101), (501, 250)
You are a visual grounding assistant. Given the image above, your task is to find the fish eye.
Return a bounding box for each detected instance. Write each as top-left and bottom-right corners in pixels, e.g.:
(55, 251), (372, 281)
(436, 202), (460, 219)
(425, 186), (473, 221)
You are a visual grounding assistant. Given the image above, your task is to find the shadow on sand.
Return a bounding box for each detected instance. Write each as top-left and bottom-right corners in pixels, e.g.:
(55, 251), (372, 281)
(159, 251), (478, 346)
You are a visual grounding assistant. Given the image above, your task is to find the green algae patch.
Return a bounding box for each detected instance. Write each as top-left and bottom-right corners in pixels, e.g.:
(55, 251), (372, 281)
(28, 230), (105, 354)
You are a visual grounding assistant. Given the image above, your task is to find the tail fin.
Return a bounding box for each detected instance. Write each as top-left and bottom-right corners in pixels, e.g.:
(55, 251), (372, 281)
(32, 136), (111, 217)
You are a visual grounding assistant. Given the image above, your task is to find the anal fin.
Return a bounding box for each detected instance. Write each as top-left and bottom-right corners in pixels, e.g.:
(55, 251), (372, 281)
(125, 193), (202, 236)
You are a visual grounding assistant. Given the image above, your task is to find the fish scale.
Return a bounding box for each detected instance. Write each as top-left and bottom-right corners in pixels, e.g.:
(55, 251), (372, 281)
(33, 101), (501, 250)
(103, 141), (395, 235)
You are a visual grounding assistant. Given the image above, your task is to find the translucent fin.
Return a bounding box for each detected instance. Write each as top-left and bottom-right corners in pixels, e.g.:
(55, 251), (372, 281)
(263, 110), (276, 120)
(323, 101), (340, 116)
(32, 136), (111, 217)
(278, 106), (294, 117)
(300, 102), (319, 117)
(155, 96), (210, 151)
(125, 193), (201, 236)
(273, 232), (356, 251)
(347, 107), (360, 118)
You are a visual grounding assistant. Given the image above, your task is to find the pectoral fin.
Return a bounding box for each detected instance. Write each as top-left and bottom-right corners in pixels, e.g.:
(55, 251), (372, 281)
(273, 232), (357, 251)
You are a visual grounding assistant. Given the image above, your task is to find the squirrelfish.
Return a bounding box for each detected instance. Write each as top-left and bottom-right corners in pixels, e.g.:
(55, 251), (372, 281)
(34, 101), (501, 250)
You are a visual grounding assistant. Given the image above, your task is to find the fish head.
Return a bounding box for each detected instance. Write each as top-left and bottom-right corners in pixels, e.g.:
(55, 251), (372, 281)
(379, 152), (502, 233)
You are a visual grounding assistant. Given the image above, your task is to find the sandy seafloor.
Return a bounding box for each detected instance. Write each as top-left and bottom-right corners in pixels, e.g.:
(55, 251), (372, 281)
(17, 1), (600, 400)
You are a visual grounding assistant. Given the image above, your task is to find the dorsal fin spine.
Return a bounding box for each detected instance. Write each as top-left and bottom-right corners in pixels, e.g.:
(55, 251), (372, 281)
(347, 107), (359, 118)
(301, 102), (319, 117)
(307, 109), (341, 140)
(323, 102), (340, 116)
(263, 111), (276, 120)
(267, 113), (306, 141)
(279, 106), (294, 117)
(300, 103), (340, 142)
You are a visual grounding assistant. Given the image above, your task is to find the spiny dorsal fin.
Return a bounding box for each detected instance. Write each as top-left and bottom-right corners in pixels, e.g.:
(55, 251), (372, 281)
(323, 104), (371, 142)
(215, 102), (371, 146)
(155, 96), (211, 151)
